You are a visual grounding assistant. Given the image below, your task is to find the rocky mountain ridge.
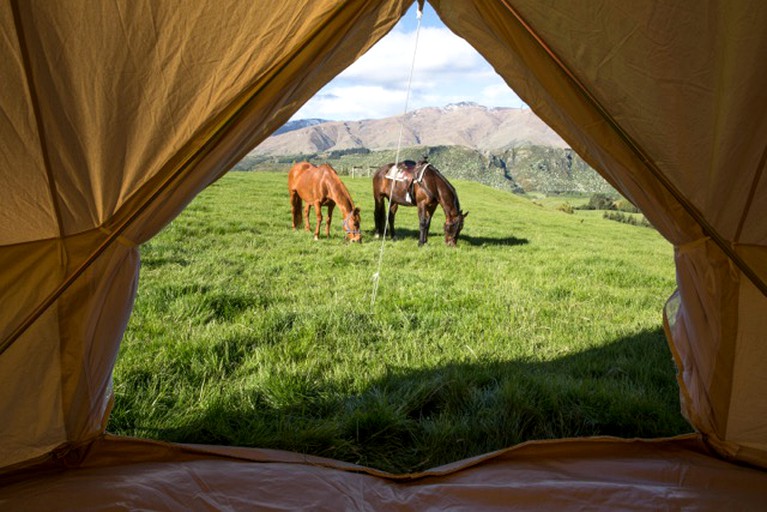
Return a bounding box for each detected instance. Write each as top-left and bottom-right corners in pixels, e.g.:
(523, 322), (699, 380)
(252, 103), (568, 156)
(240, 103), (614, 196)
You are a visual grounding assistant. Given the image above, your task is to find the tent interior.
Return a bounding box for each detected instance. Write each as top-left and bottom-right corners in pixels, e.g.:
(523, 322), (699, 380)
(1, 0), (766, 509)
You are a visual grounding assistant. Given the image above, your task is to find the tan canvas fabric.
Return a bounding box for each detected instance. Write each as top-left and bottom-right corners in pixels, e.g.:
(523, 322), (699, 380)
(431, 0), (767, 466)
(1, 0), (766, 507)
(2, 435), (767, 510)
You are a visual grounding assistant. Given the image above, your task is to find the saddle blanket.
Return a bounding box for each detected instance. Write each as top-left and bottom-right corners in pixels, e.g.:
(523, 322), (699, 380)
(384, 165), (409, 182)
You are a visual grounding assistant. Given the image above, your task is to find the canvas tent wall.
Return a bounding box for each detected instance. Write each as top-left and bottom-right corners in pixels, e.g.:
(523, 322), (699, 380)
(1, 0), (766, 509)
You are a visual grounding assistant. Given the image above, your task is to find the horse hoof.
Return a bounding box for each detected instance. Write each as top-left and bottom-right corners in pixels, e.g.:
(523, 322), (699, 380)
(374, 233), (380, 239)
(313, 236), (319, 241)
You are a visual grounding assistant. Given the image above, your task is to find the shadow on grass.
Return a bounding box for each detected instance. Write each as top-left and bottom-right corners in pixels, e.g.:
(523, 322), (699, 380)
(460, 234), (528, 247)
(372, 227), (529, 247)
(111, 327), (691, 474)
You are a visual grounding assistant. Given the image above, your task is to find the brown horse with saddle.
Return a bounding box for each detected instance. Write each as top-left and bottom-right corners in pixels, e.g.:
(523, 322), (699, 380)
(288, 162), (362, 242)
(372, 160), (467, 246)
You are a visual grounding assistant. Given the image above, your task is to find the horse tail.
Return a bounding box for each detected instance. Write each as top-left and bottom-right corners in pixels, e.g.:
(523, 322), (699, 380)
(290, 188), (302, 227)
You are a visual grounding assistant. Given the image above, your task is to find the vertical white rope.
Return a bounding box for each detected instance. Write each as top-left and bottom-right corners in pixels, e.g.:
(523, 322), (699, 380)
(371, 5), (423, 307)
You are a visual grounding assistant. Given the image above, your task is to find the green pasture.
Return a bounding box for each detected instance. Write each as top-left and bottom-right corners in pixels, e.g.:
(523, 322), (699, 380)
(109, 170), (691, 474)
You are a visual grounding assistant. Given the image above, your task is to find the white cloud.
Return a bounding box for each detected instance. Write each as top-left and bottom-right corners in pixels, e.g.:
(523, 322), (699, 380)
(291, 25), (526, 121)
(413, 27), (486, 73)
(293, 85), (410, 121)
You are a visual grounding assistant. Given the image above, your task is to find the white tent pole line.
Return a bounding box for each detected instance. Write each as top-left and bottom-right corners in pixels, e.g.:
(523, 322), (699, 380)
(497, 0), (767, 298)
(371, 2), (424, 307)
(0, 1), (386, 357)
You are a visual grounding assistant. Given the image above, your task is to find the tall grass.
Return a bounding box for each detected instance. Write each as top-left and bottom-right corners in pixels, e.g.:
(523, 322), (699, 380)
(109, 171), (691, 473)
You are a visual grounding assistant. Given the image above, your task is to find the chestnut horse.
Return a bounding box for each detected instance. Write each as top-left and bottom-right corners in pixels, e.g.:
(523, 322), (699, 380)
(372, 160), (468, 246)
(288, 162), (362, 242)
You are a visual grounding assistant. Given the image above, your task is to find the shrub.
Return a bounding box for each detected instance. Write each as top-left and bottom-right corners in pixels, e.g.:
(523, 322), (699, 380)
(603, 211), (653, 228)
(582, 193), (616, 210)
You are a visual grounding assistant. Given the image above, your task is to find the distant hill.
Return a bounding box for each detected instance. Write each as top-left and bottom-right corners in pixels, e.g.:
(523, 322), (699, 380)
(239, 103), (615, 196)
(254, 103), (567, 155)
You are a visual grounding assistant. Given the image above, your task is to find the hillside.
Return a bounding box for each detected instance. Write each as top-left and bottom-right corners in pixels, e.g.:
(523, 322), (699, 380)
(238, 103), (615, 196)
(253, 103), (567, 155)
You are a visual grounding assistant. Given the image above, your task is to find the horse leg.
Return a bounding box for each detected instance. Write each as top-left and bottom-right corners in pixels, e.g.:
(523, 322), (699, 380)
(313, 202), (322, 240)
(418, 203), (438, 246)
(303, 203), (312, 232)
(426, 203), (438, 244)
(326, 202), (334, 238)
(417, 205), (429, 246)
(388, 203), (398, 240)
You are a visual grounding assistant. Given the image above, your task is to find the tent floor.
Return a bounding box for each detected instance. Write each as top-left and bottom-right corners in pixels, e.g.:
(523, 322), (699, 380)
(1, 434), (765, 510)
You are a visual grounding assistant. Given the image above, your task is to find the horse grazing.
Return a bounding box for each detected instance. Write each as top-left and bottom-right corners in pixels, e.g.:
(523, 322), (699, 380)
(288, 162), (362, 242)
(372, 160), (468, 246)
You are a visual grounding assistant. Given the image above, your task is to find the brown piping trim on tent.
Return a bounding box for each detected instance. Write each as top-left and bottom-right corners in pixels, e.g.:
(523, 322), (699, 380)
(0, 1), (403, 358)
(733, 142), (767, 243)
(499, 0), (767, 298)
(10, 1), (64, 241)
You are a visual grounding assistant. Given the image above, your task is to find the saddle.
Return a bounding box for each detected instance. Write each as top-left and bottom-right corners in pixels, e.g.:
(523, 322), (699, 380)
(385, 160), (428, 205)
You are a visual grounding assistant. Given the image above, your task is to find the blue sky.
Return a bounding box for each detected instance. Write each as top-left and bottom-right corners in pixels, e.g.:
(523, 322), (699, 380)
(290, 3), (527, 121)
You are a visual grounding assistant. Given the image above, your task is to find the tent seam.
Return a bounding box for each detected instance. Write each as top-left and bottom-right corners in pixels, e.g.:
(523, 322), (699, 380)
(733, 142), (767, 244)
(10, 2), (65, 241)
(9, 1), (65, 242)
(498, 0), (767, 298)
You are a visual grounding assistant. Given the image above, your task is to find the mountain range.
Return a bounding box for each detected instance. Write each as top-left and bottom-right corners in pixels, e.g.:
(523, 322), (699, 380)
(252, 102), (568, 156)
(240, 103), (613, 196)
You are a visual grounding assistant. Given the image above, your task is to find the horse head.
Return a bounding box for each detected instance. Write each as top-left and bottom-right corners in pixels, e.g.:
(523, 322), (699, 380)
(343, 207), (362, 243)
(444, 210), (468, 246)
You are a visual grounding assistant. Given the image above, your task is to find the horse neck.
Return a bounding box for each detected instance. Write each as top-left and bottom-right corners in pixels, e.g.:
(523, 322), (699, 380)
(326, 174), (354, 215)
(429, 169), (460, 217)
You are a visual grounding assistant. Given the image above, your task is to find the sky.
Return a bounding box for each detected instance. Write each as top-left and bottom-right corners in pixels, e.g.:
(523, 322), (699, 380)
(289, 3), (527, 122)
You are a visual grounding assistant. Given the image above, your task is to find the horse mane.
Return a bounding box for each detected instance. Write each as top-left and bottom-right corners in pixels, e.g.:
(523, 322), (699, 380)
(423, 162), (461, 214)
(321, 163), (356, 212)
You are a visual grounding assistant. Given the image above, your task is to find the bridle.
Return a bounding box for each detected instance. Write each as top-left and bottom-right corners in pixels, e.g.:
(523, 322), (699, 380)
(342, 211), (361, 237)
(444, 214), (463, 238)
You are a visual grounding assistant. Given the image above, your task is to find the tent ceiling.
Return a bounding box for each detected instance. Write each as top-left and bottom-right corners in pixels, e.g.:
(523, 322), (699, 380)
(1, 0), (766, 506)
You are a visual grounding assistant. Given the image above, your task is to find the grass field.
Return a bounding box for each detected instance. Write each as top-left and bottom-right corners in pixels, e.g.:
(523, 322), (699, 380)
(109, 171), (691, 474)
